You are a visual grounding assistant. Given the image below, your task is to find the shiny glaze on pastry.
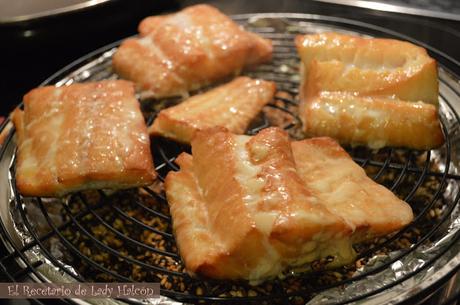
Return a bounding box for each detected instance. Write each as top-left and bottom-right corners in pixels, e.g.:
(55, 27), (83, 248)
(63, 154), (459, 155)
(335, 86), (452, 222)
(166, 127), (354, 282)
(113, 4), (272, 98)
(296, 32), (438, 105)
(299, 89), (444, 150)
(12, 80), (156, 197)
(166, 127), (414, 281)
(292, 137), (414, 242)
(296, 32), (444, 149)
(150, 77), (276, 143)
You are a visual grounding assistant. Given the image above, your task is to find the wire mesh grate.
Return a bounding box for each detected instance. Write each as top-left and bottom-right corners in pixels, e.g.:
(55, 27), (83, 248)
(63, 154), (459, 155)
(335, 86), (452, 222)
(0, 14), (459, 305)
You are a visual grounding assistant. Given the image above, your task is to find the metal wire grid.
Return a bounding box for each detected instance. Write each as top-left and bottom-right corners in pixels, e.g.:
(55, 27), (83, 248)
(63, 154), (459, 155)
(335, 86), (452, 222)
(0, 14), (459, 305)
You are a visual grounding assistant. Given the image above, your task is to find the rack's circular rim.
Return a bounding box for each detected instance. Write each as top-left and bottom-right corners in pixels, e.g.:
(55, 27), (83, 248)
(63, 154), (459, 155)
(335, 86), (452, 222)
(0, 12), (458, 305)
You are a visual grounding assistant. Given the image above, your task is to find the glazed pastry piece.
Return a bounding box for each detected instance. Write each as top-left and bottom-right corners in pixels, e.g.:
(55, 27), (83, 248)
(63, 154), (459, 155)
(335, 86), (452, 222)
(292, 137), (414, 242)
(166, 127), (354, 282)
(113, 4), (272, 98)
(296, 32), (438, 105)
(12, 80), (156, 197)
(296, 32), (444, 149)
(149, 77), (276, 144)
(299, 90), (444, 150)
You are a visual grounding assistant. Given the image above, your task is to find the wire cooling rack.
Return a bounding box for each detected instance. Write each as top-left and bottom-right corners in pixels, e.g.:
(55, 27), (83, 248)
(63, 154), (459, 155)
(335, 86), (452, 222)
(0, 13), (460, 305)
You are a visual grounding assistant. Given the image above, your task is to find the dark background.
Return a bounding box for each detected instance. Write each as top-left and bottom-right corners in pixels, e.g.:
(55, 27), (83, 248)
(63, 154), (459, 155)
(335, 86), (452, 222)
(0, 0), (178, 115)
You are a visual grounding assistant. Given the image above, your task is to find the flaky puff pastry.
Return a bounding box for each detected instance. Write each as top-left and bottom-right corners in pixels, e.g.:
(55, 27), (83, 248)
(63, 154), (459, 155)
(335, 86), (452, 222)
(166, 128), (414, 281)
(299, 88), (444, 150)
(12, 80), (156, 197)
(166, 127), (355, 282)
(149, 77), (276, 144)
(296, 32), (438, 105)
(292, 137), (413, 243)
(113, 4), (272, 98)
(296, 32), (444, 149)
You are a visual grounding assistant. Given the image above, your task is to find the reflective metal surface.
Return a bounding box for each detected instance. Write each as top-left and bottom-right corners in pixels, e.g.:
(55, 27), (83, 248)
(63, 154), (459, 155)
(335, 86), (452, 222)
(0, 0), (112, 24)
(313, 0), (460, 22)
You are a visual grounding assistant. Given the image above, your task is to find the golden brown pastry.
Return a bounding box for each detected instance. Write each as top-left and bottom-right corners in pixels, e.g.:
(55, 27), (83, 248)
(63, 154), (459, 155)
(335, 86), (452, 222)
(296, 32), (444, 149)
(113, 4), (272, 98)
(299, 89), (444, 150)
(165, 128), (404, 282)
(296, 32), (438, 105)
(292, 137), (414, 242)
(12, 80), (156, 197)
(149, 77), (276, 144)
(166, 127), (414, 281)
(166, 127), (353, 282)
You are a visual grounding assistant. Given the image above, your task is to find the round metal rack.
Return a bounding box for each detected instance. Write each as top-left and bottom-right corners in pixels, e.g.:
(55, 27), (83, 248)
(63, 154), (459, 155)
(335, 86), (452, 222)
(0, 13), (460, 305)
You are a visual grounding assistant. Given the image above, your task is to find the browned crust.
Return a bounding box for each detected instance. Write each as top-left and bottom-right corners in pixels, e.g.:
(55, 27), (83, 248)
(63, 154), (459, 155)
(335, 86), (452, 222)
(300, 69), (444, 149)
(113, 4), (273, 98)
(165, 127), (354, 279)
(149, 77), (276, 144)
(292, 137), (414, 241)
(166, 129), (268, 279)
(295, 32), (438, 105)
(245, 128), (350, 254)
(296, 33), (444, 150)
(13, 80), (156, 197)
